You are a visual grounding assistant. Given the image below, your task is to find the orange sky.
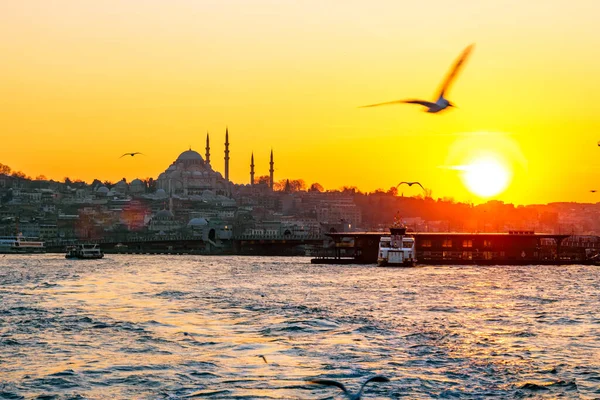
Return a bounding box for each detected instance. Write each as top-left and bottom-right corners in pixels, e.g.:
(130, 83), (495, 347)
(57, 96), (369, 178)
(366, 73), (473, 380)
(1, 0), (599, 204)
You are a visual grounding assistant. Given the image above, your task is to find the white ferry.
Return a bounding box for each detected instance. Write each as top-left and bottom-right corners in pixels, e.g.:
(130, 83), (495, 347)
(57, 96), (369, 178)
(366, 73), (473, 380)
(0, 236), (45, 254)
(65, 244), (104, 259)
(377, 226), (416, 267)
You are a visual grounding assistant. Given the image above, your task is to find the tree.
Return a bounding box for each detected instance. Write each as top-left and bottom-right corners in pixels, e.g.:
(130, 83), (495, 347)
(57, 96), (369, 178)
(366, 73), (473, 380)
(11, 171), (28, 179)
(0, 163), (11, 175)
(289, 179), (306, 192)
(341, 186), (359, 194)
(145, 177), (157, 192)
(35, 175), (47, 181)
(309, 182), (324, 192)
(256, 175), (270, 185)
(64, 177), (72, 186)
(275, 178), (305, 192)
(273, 179), (286, 191)
(387, 186), (398, 196)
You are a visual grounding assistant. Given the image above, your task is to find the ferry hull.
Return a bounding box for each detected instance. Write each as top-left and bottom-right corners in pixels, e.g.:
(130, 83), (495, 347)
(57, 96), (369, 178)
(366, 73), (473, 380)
(377, 259), (416, 267)
(65, 254), (104, 259)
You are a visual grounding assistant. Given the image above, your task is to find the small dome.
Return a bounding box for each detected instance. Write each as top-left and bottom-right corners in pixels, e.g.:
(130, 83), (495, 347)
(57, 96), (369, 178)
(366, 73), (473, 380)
(114, 180), (129, 193)
(155, 188), (167, 198)
(187, 217), (208, 227)
(96, 186), (109, 194)
(130, 179), (145, 193)
(155, 209), (174, 219)
(177, 150), (204, 162)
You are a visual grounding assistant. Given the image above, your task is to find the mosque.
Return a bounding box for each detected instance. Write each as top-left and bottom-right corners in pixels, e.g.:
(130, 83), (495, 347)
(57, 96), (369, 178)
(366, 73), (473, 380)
(155, 128), (275, 197)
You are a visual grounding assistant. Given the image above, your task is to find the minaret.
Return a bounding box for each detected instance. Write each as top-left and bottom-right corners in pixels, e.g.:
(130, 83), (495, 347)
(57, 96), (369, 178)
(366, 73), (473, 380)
(224, 127), (230, 181)
(205, 132), (210, 165)
(250, 152), (255, 186)
(269, 149), (274, 191)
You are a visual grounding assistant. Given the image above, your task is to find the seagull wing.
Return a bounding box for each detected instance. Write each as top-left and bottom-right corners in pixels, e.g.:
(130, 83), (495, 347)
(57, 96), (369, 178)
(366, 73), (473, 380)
(359, 99), (435, 108)
(436, 43), (474, 98)
(397, 181), (409, 188)
(357, 376), (390, 397)
(310, 379), (348, 394)
(411, 182), (425, 190)
(134, 152), (144, 156)
(119, 153), (130, 158)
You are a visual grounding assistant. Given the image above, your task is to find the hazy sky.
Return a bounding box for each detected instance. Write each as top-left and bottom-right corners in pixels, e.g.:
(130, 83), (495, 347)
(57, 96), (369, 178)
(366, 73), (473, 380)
(1, 0), (599, 204)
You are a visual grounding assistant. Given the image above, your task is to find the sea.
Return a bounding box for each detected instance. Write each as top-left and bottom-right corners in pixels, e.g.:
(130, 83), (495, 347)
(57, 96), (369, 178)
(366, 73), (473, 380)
(0, 255), (599, 399)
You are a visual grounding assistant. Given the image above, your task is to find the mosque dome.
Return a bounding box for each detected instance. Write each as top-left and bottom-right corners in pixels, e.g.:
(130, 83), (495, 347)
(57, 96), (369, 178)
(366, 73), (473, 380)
(177, 150), (204, 163)
(187, 217), (208, 227)
(130, 179), (145, 194)
(155, 209), (174, 220)
(96, 186), (109, 195)
(114, 180), (129, 193)
(155, 188), (167, 198)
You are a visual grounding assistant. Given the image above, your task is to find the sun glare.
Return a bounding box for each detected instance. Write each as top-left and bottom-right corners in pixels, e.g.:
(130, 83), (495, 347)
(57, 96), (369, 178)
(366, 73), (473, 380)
(462, 158), (511, 198)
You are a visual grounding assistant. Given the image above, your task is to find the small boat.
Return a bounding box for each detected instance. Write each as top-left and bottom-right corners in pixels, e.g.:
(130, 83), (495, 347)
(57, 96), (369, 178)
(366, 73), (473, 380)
(65, 244), (104, 259)
(377, 226), (416, 267)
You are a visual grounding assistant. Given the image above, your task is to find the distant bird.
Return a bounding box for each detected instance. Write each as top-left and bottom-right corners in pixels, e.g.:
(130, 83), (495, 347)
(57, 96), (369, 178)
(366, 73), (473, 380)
(257, 355), (268, 364)
(360, 44), (474, 113)
(182, 332), (198, 342)
(119, 152), (144, 158)
(591, 190), (597, 193)
(310, 376), (390, 400)
(397, 181), (425, 190)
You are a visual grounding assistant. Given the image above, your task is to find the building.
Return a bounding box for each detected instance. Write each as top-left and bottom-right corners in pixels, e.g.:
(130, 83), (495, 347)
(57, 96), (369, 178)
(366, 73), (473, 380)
(157, 131), (234, 197)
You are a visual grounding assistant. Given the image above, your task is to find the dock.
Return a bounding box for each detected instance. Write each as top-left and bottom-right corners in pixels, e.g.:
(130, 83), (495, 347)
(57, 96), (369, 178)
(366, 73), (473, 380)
(311, 231), (597, 265)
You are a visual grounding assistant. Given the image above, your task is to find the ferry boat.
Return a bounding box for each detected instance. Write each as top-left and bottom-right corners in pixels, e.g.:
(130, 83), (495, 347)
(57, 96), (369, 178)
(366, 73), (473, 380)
(0, 235), (45, 254)
(377, 226), (416, 267)
(65, 244), (104, 259)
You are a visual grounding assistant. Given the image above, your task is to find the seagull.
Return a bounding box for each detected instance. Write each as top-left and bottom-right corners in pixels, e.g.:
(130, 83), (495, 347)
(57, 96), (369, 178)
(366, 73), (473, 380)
(310, 376), (390, 400)
(257, 355), (268, 364)
(119, 152), (144, 158)
(591, 190), (597, 193)
(397, 181), (425, 190)
(360, 44), (475, 113)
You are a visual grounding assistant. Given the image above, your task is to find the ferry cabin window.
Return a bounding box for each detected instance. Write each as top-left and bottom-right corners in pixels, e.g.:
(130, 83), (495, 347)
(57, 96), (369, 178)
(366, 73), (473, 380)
(483, 251), (493, 260)
(462, 239), (473, 248)
(442, 239), (452, 248)
(483, 240), (492, 248)
(402, 240), (413, 248)
(421, 239), (432, 248)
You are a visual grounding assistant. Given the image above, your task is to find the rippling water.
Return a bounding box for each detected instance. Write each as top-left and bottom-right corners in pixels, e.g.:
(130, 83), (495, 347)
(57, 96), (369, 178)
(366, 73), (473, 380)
(1, 255), (599, 399)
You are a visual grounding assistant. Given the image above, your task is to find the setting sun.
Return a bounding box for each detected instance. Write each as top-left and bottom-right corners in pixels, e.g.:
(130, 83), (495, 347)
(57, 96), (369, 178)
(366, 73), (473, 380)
(462, 158), (511, 198)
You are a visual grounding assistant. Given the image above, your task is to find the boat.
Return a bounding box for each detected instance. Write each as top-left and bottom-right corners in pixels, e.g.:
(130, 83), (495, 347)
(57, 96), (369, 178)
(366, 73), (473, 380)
(0, 235), (45, 254)
(377, 226), (416, 267)
(65, 244), (104, 259)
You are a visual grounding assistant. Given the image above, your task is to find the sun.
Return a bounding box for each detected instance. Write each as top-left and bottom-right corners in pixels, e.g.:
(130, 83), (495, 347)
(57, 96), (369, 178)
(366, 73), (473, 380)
(462, 157), (511, 198)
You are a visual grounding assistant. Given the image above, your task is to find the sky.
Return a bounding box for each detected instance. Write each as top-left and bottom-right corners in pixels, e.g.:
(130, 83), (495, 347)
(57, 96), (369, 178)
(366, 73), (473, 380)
(1, 0), (599, 205)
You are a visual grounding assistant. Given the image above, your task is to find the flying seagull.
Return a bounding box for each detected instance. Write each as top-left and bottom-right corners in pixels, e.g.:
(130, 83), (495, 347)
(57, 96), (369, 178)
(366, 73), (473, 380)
(120, 152), (144, 158)
(360, 44), (475, 113)
(397, 181), (425, 190)
(591, 190), (597, 193)
(310, 376), (390, 400)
